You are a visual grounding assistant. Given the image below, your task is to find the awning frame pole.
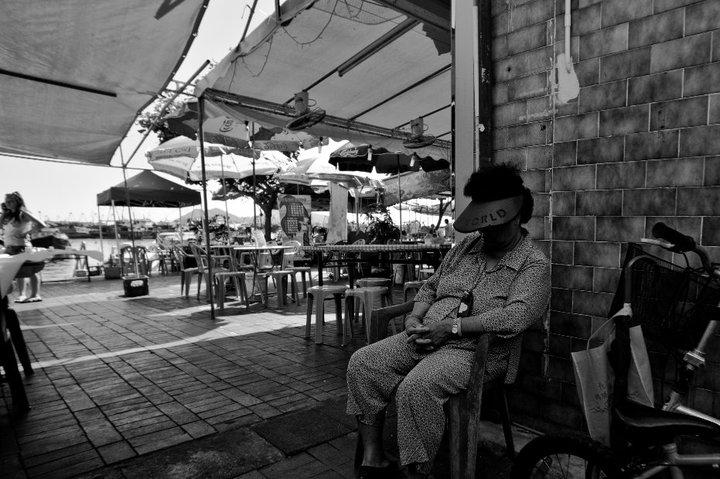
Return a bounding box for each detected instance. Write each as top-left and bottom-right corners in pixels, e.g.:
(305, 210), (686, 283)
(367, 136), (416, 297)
(198, 95), (216, 320)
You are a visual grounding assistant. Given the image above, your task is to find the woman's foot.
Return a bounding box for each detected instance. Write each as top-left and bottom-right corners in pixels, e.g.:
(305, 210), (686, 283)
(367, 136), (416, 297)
(27, 296), (42, 303)
(15, 296), (29, 303)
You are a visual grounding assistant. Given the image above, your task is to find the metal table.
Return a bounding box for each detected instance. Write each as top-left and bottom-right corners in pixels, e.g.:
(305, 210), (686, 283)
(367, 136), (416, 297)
(302, 243), (453, 287)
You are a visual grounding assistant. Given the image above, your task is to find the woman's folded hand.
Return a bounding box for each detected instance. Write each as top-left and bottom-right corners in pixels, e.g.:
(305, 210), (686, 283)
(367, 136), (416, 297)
(412, 322), (453, 352)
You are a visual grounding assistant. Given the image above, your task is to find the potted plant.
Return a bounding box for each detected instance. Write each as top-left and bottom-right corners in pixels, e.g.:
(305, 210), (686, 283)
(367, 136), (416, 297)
(364, 204), (400, 244)
(360, 204), (401, 277)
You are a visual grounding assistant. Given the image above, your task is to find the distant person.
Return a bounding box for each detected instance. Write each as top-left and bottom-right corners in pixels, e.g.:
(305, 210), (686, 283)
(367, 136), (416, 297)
(1, 192), (45, 303)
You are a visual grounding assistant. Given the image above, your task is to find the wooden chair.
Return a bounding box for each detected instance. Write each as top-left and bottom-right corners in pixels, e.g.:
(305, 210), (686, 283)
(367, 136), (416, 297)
(359, 300), (519, 479)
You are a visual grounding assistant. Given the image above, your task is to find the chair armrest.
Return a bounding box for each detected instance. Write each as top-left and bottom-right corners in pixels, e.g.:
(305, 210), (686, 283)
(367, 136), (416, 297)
(368, 301), (414, 343)
(465, 335), (490, 406)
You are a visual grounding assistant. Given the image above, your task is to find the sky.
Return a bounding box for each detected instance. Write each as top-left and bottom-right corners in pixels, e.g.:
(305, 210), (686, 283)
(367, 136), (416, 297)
(0, 0), (277, 224)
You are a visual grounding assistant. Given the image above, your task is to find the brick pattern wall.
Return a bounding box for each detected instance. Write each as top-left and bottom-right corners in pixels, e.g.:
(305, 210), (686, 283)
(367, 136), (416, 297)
(490, 0), (720, 433)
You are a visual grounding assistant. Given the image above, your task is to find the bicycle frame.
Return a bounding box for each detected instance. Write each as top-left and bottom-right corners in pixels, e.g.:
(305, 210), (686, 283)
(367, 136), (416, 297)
(630, 445), (720, 479)
(638, 238), (720, 427)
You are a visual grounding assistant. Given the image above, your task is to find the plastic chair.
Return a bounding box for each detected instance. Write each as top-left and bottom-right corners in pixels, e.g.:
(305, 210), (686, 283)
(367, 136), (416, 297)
(343, 285), (390, 344)
(358, 301), (523, 479)
(120, 245), (149, 277)
(283, 240), (314, 298)
(305, 285), (346, 344)
(172, 246), (201, 298)
(403, 280), (427, 302)
(190, 244), (249, 309)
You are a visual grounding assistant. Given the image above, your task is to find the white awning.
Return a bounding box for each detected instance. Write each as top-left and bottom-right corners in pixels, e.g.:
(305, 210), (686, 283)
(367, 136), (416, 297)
(0, 0), (207, 164)
(198, 0), (452, 160)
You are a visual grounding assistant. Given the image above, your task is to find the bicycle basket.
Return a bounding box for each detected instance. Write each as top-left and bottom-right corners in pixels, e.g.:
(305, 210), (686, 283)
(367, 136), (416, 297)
(622, 244), (720, 351)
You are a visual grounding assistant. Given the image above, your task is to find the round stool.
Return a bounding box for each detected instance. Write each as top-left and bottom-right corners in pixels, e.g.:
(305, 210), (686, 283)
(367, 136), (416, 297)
(355, 277), (393, 305)
(418, 268), (435, 280)
(344, 286), (390, 345)
(403, 280), (427, 302)
(268, 270), (300, 308)
(306, 285), (347, 344)
(290, 266), (314, 298)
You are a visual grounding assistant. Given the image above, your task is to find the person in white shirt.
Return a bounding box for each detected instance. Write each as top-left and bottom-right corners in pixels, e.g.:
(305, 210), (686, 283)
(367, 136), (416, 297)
(1, 192), (45, 303)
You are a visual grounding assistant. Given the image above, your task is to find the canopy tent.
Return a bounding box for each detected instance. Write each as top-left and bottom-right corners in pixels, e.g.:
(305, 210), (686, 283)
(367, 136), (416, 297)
(96, 170), (202, 272)
(96, 170), (201, 208)
(196, 0), (452, 161)
(380, 169), (452, 206)
(0, 0), (208, 164)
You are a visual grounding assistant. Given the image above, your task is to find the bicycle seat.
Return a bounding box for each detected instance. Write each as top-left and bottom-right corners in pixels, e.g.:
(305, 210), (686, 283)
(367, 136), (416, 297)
(614, 400), (720, 445)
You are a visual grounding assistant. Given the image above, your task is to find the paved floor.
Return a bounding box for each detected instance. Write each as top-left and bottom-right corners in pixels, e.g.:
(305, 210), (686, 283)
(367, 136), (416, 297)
(1, 271), (531, 479)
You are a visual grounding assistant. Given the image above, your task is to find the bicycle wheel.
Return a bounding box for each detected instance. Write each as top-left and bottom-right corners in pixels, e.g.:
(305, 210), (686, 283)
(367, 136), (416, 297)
(511, 434), (625, 479)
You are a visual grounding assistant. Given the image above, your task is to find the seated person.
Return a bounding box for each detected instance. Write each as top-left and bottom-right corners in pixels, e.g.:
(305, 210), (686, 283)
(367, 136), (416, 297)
(345, 164), (551, 478)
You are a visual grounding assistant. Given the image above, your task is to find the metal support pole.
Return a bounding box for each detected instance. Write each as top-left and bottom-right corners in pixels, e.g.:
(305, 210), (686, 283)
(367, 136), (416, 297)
(198, 95), (216, 320)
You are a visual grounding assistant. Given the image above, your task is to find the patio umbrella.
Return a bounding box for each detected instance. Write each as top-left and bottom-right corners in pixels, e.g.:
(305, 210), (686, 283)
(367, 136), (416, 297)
(146, 136), (282, 182)
(163, 99), (325, 152)
(381, 169), (453, 206)
(277, 156), (383, 225)
(328, 143), (382, 172)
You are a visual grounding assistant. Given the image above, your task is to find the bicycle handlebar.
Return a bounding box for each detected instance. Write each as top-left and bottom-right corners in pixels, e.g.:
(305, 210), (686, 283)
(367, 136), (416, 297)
(651, 222), (696, 252)
(650, 222), (718, 278)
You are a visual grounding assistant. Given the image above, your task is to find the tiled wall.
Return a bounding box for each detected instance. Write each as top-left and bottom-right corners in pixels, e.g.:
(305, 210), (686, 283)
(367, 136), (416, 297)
(490, 0), (720, 432)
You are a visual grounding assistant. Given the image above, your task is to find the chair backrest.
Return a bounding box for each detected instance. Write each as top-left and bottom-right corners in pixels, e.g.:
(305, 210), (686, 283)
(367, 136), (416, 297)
(282, 240), (302, 268)
(189, 243), (209, 273)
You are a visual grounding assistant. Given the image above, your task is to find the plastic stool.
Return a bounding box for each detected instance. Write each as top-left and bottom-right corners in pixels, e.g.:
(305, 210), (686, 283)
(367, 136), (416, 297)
(290, 266), (314, 298)
(355, 277), (393, 305)
(305, 285), (346, 344)
(344, 286), (390, 344)
(269, 270), (300, 308)
(403, 280), (427, 302)
(215, 271), (249, 310)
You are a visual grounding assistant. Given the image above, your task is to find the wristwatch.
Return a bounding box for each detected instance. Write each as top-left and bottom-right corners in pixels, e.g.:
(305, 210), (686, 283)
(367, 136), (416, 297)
(451, 318), (462, 337)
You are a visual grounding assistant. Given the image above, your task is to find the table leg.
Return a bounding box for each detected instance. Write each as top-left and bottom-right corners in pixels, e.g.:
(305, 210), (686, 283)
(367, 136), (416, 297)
(5, 308), (33, 375)
(0, 338), (30, 412)
(317, 252), (324, 287)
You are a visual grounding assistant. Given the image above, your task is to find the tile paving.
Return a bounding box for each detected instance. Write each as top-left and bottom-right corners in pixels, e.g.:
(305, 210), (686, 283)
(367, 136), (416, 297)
(1, 271), (522, 478)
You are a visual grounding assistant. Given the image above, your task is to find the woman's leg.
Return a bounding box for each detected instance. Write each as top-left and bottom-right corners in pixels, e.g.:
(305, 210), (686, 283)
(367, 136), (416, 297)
(346, 333), (419, 467)
(395, 345), (475, 472)
(28, 273), (41, 300)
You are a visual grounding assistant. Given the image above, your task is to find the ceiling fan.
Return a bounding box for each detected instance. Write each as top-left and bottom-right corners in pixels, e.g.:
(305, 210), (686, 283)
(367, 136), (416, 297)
(403, 117), (436, 149)
(285, 90), (326, 131)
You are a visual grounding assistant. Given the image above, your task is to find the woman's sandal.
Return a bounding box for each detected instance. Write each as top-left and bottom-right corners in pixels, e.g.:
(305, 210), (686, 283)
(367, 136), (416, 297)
(358, 464), (397, 479)
(27, 297), (42, 303)
(15, 296), (29, 303)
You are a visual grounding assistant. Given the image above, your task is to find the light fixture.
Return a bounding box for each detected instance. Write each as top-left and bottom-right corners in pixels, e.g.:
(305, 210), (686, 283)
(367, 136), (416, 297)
(403, 117), (436, 149)
(285, 90), (326, 131)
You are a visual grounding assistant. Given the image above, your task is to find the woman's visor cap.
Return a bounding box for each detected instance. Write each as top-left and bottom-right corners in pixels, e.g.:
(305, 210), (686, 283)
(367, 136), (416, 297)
(453, 195), (523, 232)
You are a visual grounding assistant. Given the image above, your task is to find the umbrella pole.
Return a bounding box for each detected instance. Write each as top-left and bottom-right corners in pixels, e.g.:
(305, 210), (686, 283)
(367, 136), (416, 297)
(97, 205), (105, 266)
(120, 165), (139, 277)
(199, 95), (216, 320)
(397, 157), (402, 236)
(251, 121), (257, 230)
(111, 200), (121, 264)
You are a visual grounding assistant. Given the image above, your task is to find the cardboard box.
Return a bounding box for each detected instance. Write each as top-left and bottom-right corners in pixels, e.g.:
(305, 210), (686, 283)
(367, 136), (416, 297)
(122, 275), (149, 297)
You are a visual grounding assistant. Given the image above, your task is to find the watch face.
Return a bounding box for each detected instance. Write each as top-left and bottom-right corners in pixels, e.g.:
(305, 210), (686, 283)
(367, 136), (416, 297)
(452, 323), (459, 334)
